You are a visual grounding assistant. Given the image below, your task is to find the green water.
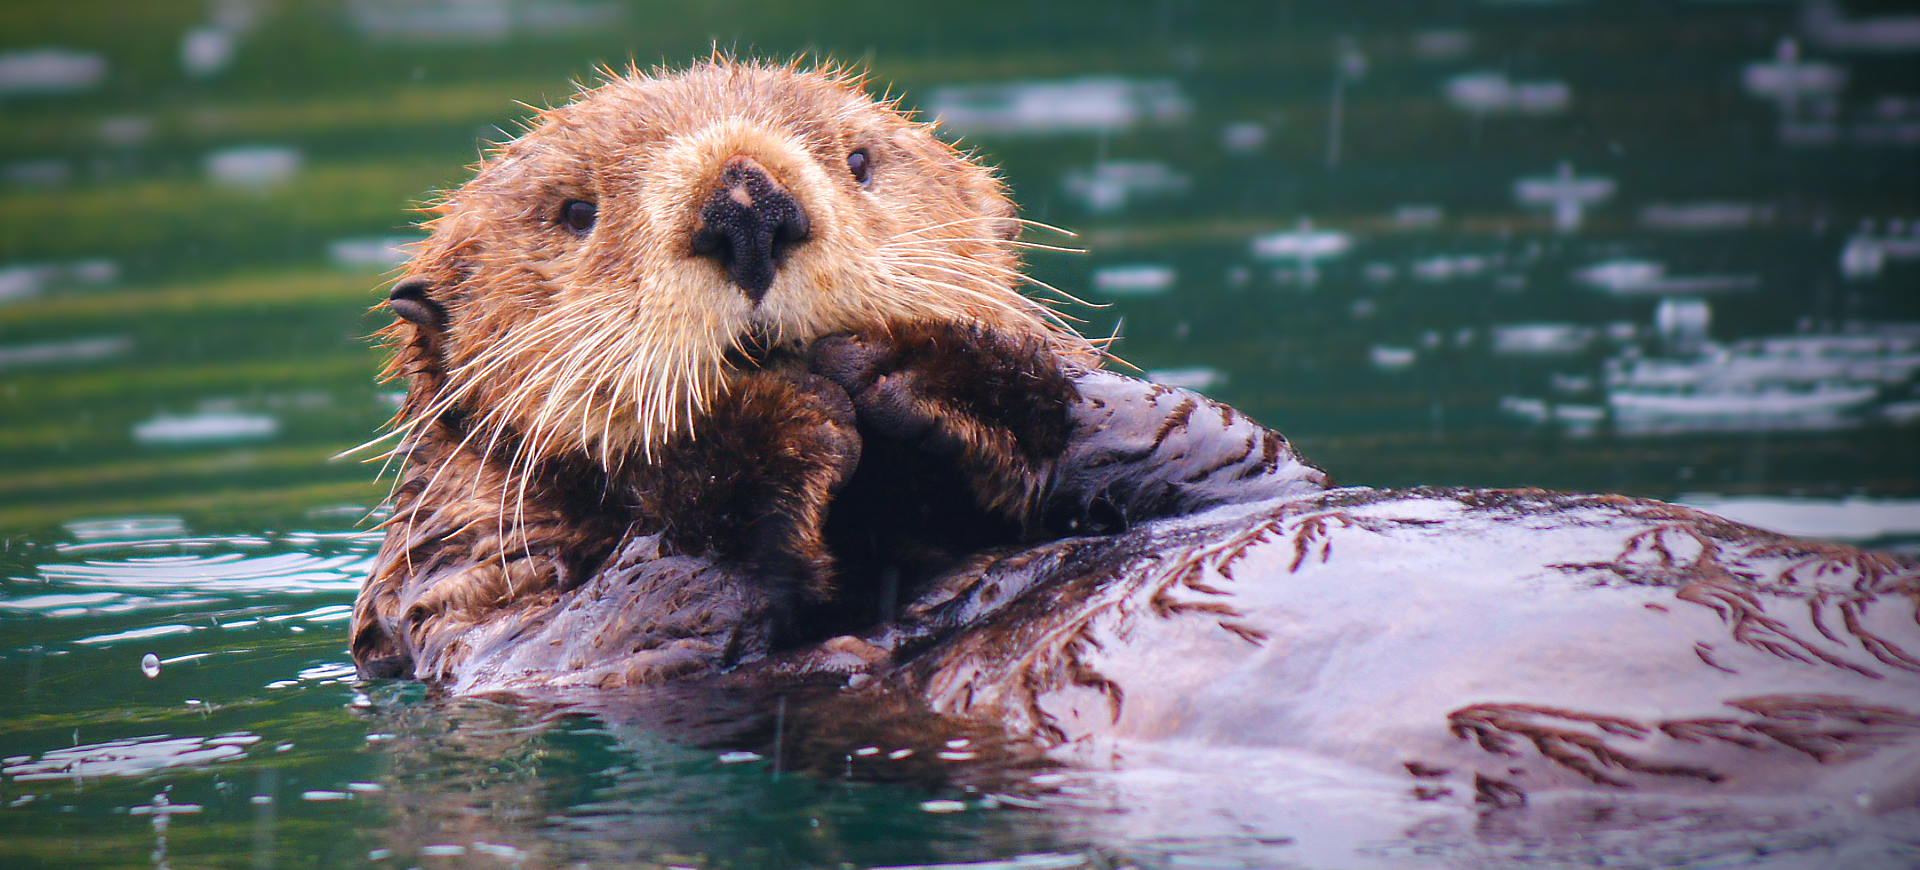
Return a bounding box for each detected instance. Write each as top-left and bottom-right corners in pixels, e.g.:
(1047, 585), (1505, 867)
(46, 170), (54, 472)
(3, 1), (1918, 867)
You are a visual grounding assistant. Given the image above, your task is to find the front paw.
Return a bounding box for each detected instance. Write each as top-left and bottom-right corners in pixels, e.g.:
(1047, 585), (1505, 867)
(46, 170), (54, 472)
(810, 324), (1075, 458)
(810, 331), (958, 452)
(719, 370), (862, 591)
(778, 371), (863, 491)
(634, 369), (861, 599)
(809, 322), (1077, 520)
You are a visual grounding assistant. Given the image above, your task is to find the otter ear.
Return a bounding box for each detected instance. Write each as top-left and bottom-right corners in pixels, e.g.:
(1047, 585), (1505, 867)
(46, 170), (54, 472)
(387, 276), (449, 330)
(972, 182), (1020, 242)
(994, 212), (1021, 242)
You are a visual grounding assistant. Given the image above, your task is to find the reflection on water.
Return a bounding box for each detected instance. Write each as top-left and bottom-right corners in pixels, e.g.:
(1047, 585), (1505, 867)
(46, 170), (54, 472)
(1503, 314), (1920, 438)
(1061, 160), (1189, 214)
(1444, 69), (1571, 116)
(0, 49), (107, 96)
(1679, 493), (1920, 542)
(1251, 219), (1354, 285)
(203, 145), (303, 190)
(1088, 263), (1175, 297)
(326, 236), (417, 270)
(0, 522), (392, 867)
(1512, 162), (1612, 233)
(928, 78), (1189, 137)
(1574, 258), (1757, 296)
(0, 260), (117, 305)
(131, 410), (279, 446)
(4, 0), (1920, 866)
(0, 335), (132, 370)
(5, 734), (256, 782)
(343, 0), (626, 43)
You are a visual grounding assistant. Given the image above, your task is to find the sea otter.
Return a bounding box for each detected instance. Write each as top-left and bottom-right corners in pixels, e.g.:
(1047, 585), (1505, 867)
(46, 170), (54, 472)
(351, 60), (1920, 822)
(349, 57), (1322, 684)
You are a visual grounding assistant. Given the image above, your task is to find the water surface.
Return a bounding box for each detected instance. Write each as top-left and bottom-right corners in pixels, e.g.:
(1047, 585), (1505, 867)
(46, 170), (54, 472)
(4, 1), (1918, 867)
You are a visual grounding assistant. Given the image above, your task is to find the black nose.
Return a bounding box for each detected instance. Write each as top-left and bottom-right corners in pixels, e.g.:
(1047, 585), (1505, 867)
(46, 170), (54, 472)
(689, 156), (810, 302)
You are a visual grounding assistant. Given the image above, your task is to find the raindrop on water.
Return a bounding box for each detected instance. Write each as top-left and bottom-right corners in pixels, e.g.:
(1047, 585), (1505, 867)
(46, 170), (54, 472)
(140, 653), (160, 678)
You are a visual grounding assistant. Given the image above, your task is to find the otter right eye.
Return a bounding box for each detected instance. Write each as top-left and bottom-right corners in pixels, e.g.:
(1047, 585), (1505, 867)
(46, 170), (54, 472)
(560, 200), (597, 233)
(847, 149), (871, 186)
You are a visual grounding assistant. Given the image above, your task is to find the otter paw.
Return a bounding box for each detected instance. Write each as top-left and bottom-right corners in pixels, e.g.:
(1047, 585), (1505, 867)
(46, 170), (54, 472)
(724, 371), (862, 594)
(784, 371), (863, 489)
(808, 330), (888, 394)
(808, 331), (942, 441)
(809, 324), (1075, 463)
(630, 368), (862, 600)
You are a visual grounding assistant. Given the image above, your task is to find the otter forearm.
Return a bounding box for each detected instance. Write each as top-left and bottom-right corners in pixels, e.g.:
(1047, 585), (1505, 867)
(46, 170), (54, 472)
(1039, 370), (1330, 537)
(625, 369), (860, 602)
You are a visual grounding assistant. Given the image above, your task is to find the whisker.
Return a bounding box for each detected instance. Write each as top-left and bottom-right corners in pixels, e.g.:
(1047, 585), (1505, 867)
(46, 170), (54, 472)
(881, 232), (1086, 256)
(334, 427), (406, 462)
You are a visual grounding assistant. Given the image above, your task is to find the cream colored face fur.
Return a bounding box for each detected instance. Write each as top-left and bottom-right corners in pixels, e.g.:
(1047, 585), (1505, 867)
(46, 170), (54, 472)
(398, 60), (1078, 470)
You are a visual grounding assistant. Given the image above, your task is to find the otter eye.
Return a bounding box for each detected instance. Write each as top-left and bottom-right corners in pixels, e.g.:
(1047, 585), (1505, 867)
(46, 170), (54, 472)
(560, 199), (597, 233)
(847, 149), (871, 186)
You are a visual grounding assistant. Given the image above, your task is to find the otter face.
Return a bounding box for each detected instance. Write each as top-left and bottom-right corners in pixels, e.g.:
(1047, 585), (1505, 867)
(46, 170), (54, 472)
(390, 60), (1073, 469)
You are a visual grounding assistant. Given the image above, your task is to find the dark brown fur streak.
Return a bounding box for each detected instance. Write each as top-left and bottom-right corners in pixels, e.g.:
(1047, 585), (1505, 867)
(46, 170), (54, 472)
(350, 61), (1920, 827)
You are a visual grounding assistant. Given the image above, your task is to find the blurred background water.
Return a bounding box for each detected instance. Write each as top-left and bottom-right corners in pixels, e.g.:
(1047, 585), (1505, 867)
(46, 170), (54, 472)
(2, 1), (1918, 867)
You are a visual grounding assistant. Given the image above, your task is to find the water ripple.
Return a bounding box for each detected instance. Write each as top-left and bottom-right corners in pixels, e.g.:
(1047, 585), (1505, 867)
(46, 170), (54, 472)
(38, 551), (370, 592)
(2, 733), (259, 782)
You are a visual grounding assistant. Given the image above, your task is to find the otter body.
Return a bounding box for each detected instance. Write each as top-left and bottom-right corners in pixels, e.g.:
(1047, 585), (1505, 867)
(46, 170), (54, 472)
(351, 60), (1920, 823)
(351, 60), (1107, 680)
(892, 479), (1920, 810)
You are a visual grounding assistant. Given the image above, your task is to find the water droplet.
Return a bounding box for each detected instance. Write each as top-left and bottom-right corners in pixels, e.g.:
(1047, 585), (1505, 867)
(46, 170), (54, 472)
(140, 653), (160, 678)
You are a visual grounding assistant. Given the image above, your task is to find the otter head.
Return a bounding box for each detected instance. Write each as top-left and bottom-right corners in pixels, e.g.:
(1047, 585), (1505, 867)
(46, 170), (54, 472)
(383, 59), (1081, 470)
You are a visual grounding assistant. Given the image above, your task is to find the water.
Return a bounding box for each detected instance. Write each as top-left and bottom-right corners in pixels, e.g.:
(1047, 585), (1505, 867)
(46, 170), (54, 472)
(3, 1), (1919, 867)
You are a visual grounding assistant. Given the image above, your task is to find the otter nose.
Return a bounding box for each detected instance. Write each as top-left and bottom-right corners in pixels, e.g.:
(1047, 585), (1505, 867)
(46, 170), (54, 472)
(689, 155), (810, 302)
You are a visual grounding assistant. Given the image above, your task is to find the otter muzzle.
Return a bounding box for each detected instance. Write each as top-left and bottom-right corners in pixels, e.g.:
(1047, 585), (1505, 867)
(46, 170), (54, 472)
(689, 155), (811, 302)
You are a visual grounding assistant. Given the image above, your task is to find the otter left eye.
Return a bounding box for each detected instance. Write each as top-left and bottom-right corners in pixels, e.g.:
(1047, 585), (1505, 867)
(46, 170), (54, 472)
(560, 199), (597, 233)
(847, 149), (871, 186)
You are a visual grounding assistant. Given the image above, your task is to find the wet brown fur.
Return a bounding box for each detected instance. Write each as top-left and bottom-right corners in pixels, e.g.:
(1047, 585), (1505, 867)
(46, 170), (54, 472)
(352, 58), (1091, 680)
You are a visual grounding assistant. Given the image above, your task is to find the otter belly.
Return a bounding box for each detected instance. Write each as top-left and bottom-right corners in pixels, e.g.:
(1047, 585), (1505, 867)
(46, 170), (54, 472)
(900, 487), (1920, 807)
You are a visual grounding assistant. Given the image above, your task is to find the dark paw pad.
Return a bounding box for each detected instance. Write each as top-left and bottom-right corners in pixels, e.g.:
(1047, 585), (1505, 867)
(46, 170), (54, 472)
(809, 332), (889, 395)
(852, 372), (946, 442)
